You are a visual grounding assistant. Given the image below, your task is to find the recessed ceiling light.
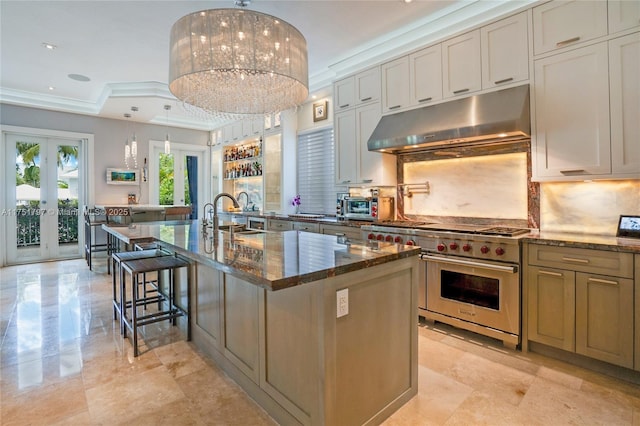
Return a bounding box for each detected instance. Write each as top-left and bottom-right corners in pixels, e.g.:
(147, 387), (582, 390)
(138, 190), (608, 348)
(48, 86), (55, 91)
(312, 95), (317, 99)
(68, 73), (91, 82)
(403, 0), (413, 3)
(42, 42), (57, 50)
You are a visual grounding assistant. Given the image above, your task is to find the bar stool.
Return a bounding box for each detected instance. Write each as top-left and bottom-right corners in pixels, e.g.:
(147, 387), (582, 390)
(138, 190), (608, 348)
(111, 248), (170, 334)
(120, 255), (191, 356)
(104, 206), (132, 274)
(83, 206), (107, 270)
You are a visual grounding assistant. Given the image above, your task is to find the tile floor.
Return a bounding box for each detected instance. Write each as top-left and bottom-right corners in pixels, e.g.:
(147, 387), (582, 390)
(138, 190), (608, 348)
(1, 258), (639, 425)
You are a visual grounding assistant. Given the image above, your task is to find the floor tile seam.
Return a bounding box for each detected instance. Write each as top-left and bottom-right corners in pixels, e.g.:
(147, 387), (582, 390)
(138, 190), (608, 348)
(0, 308), (16, 349)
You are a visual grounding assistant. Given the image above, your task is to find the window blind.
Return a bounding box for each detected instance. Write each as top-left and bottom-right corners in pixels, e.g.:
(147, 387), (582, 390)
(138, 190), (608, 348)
(296, 128), (337, 215)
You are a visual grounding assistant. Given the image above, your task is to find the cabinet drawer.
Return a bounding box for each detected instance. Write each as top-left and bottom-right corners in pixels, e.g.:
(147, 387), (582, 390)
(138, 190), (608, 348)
(528, 245), (633, 278)
(320, 224), (362, 241)
(268, 219), (293, 231)
(293, 222), (320, 233)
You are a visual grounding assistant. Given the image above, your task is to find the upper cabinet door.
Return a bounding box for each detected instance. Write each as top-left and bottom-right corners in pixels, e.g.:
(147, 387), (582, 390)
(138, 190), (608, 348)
(481, 11), (529, 89)
(334, 109), (358, 185)
(442, 29), (481, 98)
(355, 66), (381, 105)
(533, 43), (611, 179)
(334, 77), (356, 111)
(409, 44), (443, 106)
(608, 0), (640, 34)
(533, 0), (607, 56)
(609, 33), (640, 177)
(381, 56), (410, 113)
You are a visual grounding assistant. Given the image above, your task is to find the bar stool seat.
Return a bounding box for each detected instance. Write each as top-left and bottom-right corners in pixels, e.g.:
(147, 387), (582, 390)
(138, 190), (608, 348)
(111, 248), (170, 334)
(134, 241), (161, 251)
(121, 255), (191, 356)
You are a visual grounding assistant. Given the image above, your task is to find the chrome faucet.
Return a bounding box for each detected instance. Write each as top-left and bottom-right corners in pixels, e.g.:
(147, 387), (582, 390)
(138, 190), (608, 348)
(237, 191), (250, 211)
(202, 202), (215, 230)
(212, 193), (240, 233)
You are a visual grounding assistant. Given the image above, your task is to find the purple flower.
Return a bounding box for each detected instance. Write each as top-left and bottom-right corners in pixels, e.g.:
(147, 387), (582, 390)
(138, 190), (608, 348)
(291, 195), (301, 206)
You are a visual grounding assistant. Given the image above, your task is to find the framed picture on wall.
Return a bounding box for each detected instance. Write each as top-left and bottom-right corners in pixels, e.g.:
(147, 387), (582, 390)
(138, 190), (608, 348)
(106, 168), (140, 185)
(313, 100), (328, 122)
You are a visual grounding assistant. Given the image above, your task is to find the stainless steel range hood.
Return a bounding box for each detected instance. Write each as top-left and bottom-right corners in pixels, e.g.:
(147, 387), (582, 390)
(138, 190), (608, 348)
(368, 85), (530, 154)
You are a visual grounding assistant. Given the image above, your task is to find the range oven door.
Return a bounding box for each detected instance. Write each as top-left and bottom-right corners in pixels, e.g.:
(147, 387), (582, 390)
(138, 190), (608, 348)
(422, 254), (520, 335)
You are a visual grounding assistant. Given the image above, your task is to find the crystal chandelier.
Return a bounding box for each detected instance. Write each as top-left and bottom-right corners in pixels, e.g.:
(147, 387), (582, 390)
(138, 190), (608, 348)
(168, 1), (308, 116)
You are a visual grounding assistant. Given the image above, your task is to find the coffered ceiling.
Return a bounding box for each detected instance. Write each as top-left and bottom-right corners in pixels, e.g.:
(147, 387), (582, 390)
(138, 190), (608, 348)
(0, 0), (533, 130)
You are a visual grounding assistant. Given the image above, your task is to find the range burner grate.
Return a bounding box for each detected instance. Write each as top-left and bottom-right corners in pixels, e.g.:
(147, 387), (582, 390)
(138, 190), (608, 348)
(478, 227), (530, 237)
(375, 220), (430, 228)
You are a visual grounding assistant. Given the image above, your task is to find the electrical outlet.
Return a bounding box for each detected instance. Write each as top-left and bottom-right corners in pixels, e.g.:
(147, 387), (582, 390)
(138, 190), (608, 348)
(336, 288), (349, 318)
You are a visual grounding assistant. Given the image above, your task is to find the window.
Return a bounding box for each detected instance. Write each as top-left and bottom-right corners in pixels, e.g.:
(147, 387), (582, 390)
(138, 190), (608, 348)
(296, 128), (337, 215)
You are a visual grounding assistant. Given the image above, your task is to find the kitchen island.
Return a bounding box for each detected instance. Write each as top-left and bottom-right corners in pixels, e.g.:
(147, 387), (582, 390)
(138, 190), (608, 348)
(104, 221), (421, 425)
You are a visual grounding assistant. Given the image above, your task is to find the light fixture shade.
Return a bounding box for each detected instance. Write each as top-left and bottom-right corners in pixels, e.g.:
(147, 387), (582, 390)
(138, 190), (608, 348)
(169, 8), (308, 116)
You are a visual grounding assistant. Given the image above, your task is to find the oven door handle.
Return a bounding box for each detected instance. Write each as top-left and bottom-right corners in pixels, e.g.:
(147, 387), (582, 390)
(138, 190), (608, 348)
(420, 254), (518, 273)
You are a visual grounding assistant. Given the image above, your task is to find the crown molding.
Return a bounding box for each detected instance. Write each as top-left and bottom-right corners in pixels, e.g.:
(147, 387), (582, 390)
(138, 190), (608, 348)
(325, 0), (536, 80)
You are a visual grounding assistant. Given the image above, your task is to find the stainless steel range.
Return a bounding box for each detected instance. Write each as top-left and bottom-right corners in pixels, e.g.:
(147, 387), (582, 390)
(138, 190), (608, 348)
(362, 222), (529, 349)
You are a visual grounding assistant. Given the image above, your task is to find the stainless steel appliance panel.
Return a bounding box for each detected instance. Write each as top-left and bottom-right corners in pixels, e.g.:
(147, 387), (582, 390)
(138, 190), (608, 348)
(423, 254), (520, 336)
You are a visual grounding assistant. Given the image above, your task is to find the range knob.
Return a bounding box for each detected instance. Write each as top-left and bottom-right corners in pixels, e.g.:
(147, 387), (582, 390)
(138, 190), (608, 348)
(385, 235), (394, 242)
(376, 234), (384, 241)
(394, 236), (403, 244)
(462, 243), (472, 252)
(480, 245), (490, 254)
(449, 242), (459, 250)
(437, 243), (447, 252)
(367, 233), (375, 240)
(406, 240), (415, 246)
(495, 247), (505, 256)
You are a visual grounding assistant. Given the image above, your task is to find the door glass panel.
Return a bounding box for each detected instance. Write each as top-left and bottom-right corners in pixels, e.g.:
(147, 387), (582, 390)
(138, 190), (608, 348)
(159, 153), (174, 205)
(185, 155), (197, 218)
(15, 141), (42, 249)
(56, 144), (79, 247)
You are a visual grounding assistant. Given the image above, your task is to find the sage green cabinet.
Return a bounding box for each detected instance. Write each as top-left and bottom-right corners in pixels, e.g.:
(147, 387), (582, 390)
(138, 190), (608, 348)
(575, 272), (633, 368)
(223, 275), (260, 383)
(636, 254), (640, 372)
(525, 244), (635, 369)
(195, 264), (223, 349)
(527, 265), (576, 351)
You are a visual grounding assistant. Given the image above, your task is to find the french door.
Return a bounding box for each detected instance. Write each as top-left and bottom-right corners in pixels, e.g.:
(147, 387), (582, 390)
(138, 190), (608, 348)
(5, 134), (83, 264)
(150, 142), (206, 219)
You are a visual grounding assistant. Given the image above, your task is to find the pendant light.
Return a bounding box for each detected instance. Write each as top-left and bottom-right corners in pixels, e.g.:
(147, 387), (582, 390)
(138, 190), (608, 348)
(130, 106), (139, 168)
(124, 113), (132, 169)
(168, 0), (308, 117)
(164, 104), (171, 154)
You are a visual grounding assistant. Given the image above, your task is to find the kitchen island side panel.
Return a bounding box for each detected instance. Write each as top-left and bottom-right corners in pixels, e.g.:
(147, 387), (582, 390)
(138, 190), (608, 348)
(192, 256), (419, 426)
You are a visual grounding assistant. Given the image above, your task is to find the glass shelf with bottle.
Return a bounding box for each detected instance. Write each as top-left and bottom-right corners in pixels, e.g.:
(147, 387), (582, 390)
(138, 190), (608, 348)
(224, 161), (263, 180)
(223, 140), (262, 163)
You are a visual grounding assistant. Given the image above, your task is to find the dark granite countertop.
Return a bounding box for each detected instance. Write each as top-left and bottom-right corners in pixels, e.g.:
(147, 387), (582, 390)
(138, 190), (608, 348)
(523, 230), (640, 254)
(103, 220), (420, 291)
